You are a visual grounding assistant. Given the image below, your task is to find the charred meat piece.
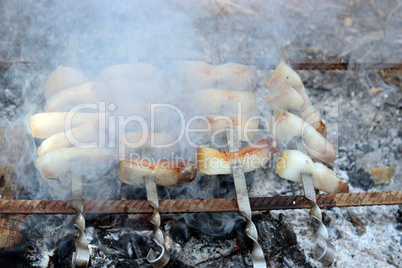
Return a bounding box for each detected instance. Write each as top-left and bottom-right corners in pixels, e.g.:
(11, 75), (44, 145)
(197, 138), (279, 175)
(119, 159), (197, 187)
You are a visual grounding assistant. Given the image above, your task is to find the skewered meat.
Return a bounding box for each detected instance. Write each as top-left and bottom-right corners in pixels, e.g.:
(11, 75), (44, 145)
(30, 112), (101, 139)
(37, 121), (100, 156)
(119, 132), (177, 158)
(43, 65), (90, 100)
(178, 61), (258, 92)
(103, 79), (158, 103)
(197, 88), (256, 117)
(101, 63), (164, 82)
(275, 150), (349, 194)
(269, 110), (335, 164)
(197, 138), (279, 175)
(119, 159), (197, 187)
(267, 82), (326, 136)
(203, 114), (259, 142)
(265, 61), (309, 101)
(36, 147), (116, 178)
(44, 82), (106, 112)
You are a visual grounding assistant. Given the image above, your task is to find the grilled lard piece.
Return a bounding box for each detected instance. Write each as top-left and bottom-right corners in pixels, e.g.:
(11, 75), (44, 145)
(196, 88), (256, 117)
(269, 111), (335, 164)
(265, 61), (309, 101)
(119, 132), (177, 159)
(101, 62), (164, 82)
(202, 114), (259, 142)
(30, 112), (101, 139)
(36, 147), (116, 178)
(119, 159), (197, 187)
(267, 82), (326, 136)
(37, 121), (100, 156)
(43, 65), (90, 100)
(44, 82), (106, 112)
(178, 61), (258, 92)
(197, 138), (279, 175)
(44, 79), (158, 113)
(275, 150), (349, 194)
(103, 79), (158, 103)
(265, 61), (326, 136)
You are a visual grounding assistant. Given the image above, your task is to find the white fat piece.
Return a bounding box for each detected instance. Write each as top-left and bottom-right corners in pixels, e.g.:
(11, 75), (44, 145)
(267, 82), (326, 136)
(30, 112), (102, 139)
(103, 79), (158, 104)
(202, 114), (259, 142)
(44, 82), (107, 112)
(43, 65), (90, 100)
(101, 62), (162, 82)
(275, 150), (349, 194)
(214, 62), (258, 92)
(37, 121), (101, 156)
(36, 147), (116, 179)
(178, 61), (258, 92)
(265, 61), (309, 101)
(269, 110), (335, 164)
(119, 132), (178, 159)
(197, 88), (256, 117)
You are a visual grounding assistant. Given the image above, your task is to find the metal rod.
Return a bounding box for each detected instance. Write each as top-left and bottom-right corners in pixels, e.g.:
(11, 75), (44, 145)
(288, 57), (402, 71)
(1, 57), (401, 71)
(0, 191), (400, 215)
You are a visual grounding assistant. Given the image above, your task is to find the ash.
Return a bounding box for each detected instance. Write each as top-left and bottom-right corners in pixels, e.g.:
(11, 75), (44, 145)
(0, 0), (401, 267)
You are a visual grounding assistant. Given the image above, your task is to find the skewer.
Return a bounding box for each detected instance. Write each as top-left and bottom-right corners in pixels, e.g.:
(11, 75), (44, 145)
(295, 140), (336, 265)
(70, 159), (90, 268)
(144, 176), (170, 267)
(225, 128), (267, 268)
(142, 148), (170, 267)
(301, 173), (335, 265)
(0, 191), (400, 214)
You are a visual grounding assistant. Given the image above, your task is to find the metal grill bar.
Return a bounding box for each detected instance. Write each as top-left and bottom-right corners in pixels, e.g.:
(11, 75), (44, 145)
(0, 191), (400, 214)
(289, 57), (402, 71)
(1, 57), (401, 71)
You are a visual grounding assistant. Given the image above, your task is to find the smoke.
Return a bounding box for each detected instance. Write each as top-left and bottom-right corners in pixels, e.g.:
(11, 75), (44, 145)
(0, 1), (400, 257)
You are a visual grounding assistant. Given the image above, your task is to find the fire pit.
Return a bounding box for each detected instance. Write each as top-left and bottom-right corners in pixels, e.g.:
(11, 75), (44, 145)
(0, 0), (401, 267)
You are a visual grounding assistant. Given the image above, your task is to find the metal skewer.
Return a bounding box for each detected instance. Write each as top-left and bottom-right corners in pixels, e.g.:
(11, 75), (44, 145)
(301, 173), (335, 265)
(296, 141), (335, 265)
(145, 176), (170, 267)
(142, 150), (170, 267)
(70, 159), (90, 268)
(226, 128), (267, 268)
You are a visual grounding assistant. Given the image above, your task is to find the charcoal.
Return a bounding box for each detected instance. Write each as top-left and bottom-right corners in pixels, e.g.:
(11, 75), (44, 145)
(348, 168), (375, 191)
(254, 212), (313, 268)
